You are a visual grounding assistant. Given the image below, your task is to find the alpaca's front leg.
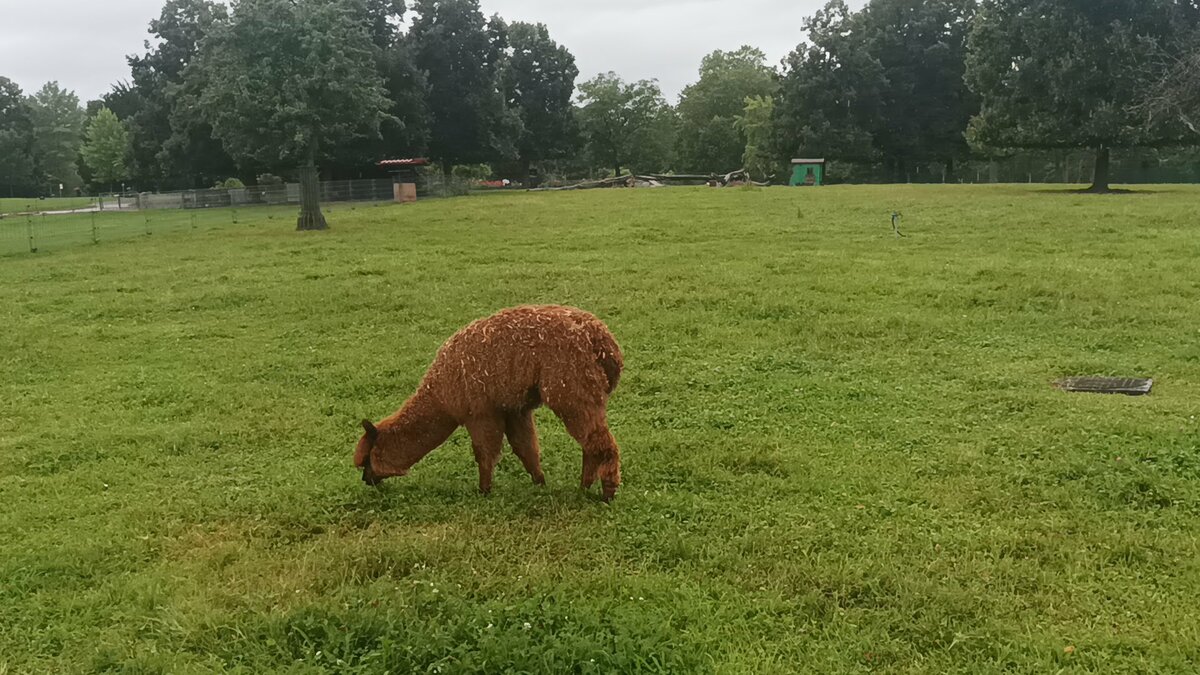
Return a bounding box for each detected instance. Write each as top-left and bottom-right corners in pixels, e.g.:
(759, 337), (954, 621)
(466, 417), (505, 494)
(559, 409), (622, 502)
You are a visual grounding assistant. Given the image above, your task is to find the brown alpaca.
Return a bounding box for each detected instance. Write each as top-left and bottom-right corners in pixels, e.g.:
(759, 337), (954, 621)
(354, 305), (625, 501)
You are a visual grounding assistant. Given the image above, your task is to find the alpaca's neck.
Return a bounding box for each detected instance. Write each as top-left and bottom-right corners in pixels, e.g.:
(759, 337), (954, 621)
(377, 387), (457, 472)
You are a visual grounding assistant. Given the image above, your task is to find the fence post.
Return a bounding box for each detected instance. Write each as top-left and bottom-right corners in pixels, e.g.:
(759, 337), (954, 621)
(191, 211), (197, 229)
(91, 211), (98, 244)
(26, 214), (36, 253)
(144, 210), (151, 235)
(232, 208), (238, 224)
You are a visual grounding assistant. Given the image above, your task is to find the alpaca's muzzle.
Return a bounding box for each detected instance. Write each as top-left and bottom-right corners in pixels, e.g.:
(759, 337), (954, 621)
(361, 457), (382, 486)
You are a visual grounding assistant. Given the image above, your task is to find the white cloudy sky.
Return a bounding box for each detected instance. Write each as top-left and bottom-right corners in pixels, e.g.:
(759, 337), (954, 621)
(0, 0), (864, 103)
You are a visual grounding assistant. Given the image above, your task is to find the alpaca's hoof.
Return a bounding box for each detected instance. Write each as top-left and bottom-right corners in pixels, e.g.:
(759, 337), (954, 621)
(533, 475), (546, 486)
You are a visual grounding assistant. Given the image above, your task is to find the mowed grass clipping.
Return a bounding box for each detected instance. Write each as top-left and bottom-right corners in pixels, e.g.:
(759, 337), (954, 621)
(2, 185), (1200, 673)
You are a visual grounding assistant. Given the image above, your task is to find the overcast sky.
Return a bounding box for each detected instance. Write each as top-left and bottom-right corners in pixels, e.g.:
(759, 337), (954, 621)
(0, 0), (864, 104)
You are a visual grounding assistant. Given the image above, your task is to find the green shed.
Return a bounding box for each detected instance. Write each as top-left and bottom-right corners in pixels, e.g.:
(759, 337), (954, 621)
(789, 158), (826, 186)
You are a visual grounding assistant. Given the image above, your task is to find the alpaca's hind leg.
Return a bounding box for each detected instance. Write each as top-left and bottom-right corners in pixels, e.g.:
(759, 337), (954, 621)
(465, 416), (505, 495)
(558, 408), (621, 502)
(505, 410), (545, 485)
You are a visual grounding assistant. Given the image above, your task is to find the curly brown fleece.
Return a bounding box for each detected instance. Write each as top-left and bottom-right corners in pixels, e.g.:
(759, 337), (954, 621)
(355, 305), (625, 501)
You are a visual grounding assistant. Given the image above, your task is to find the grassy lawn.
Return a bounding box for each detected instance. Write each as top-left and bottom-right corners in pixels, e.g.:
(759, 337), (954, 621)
(0, 196), (97, 215)
(3, 185), (1199, 673)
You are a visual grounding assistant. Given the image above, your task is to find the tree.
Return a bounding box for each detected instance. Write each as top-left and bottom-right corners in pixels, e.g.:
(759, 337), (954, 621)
(675, 47), (777, 173)
(966, 0), (1200, 192)
(577, 73), (676, 176)
(735, 95), (777, 181)
(26, 82), (86, 194)
(124, 0), (235, 189)
(775, 1), (886, 165)
(197, 0), (394, 230)
(376, 37), (431, 159)
(357, 0), (430, 164)
(503, 22), (580, 178)
(81, 108), (130, 190)
(858, 0), (978, 179)
(0, 77), (37, 197)
(775, 0), (977, 180)
(409, 0), (519, 173)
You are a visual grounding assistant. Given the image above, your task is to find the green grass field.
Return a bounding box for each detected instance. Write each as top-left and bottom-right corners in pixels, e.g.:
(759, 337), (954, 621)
(0, 196), (97, 215)
(3, 185), (1200, 673)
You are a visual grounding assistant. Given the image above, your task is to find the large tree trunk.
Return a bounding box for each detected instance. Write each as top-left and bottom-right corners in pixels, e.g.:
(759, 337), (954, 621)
(296, 158), (327, 231)
(1085, 146), (1111, 193)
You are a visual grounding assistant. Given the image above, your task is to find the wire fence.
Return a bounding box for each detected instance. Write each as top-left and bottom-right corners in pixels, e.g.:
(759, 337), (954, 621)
(110, 176), (473, 212)
(824, 149), (1200, 185)
(1, 205), (278, 257)
(0, 175), (481, 257)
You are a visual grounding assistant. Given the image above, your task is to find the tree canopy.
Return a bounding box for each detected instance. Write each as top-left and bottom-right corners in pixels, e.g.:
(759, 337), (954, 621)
(1138, 29), (1200, 139)
(503, 22), (580, 174)
(776, 0), (977, 180)
(26, 82), (86, 193)
(966, 0), (1200, 190)
(81, 108), (130, 189)
(675, 47), (777, 173)
(197, 0), (392, 169)
(577, 73), (676, 176)
(126, 0), (233, 189)
(409, 0), (519, 172)
(0, 77), (37, 196)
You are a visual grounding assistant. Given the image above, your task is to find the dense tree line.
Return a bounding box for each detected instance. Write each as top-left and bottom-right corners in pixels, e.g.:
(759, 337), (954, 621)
(2, 0), (1198, 202)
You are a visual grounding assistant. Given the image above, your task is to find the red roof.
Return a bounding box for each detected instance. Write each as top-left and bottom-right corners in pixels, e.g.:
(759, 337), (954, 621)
(378, 158), (430, 167)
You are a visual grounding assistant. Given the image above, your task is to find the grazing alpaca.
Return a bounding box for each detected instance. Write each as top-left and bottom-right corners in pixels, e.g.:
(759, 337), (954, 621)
(355, 305), (625, 501)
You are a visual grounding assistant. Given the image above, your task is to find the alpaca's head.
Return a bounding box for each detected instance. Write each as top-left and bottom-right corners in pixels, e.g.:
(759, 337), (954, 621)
(354, 419), (415, 485)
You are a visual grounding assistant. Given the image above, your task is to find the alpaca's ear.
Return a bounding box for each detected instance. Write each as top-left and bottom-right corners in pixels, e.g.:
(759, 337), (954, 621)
(355, 419), (378, 468)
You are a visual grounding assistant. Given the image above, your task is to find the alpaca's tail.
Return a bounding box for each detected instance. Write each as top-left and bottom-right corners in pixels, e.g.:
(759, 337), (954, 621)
(589, 323), (624, 394)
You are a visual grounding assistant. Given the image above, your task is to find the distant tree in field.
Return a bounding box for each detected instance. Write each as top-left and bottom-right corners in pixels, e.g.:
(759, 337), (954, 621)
(735, 95), (777, 181)
(124, 0), (235, 189)
(503, 22), (580, 178)
(861, 0), (978, 178)
(81, 108), (130, 190)
(409, 0), (520, 174)
(376, 28), (431, 160)
(343, 0), (430, 163)
(775, 1), (885, 165)
(26, 82), (86, 193)
(675, 47), (777, 173)
(967, 0), (1200, 192)
(197, 0), (393, 230)
(577, 73), (676, 176)
(0, 77), (37, 196)
(776, 0), (977, 180)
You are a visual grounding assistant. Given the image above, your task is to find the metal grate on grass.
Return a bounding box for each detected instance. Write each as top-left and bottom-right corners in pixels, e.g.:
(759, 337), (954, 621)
(1055, 376), (1154, 396)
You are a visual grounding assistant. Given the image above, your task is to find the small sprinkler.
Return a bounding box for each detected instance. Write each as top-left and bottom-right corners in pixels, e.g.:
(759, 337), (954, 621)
(891, 211), (906, 238)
